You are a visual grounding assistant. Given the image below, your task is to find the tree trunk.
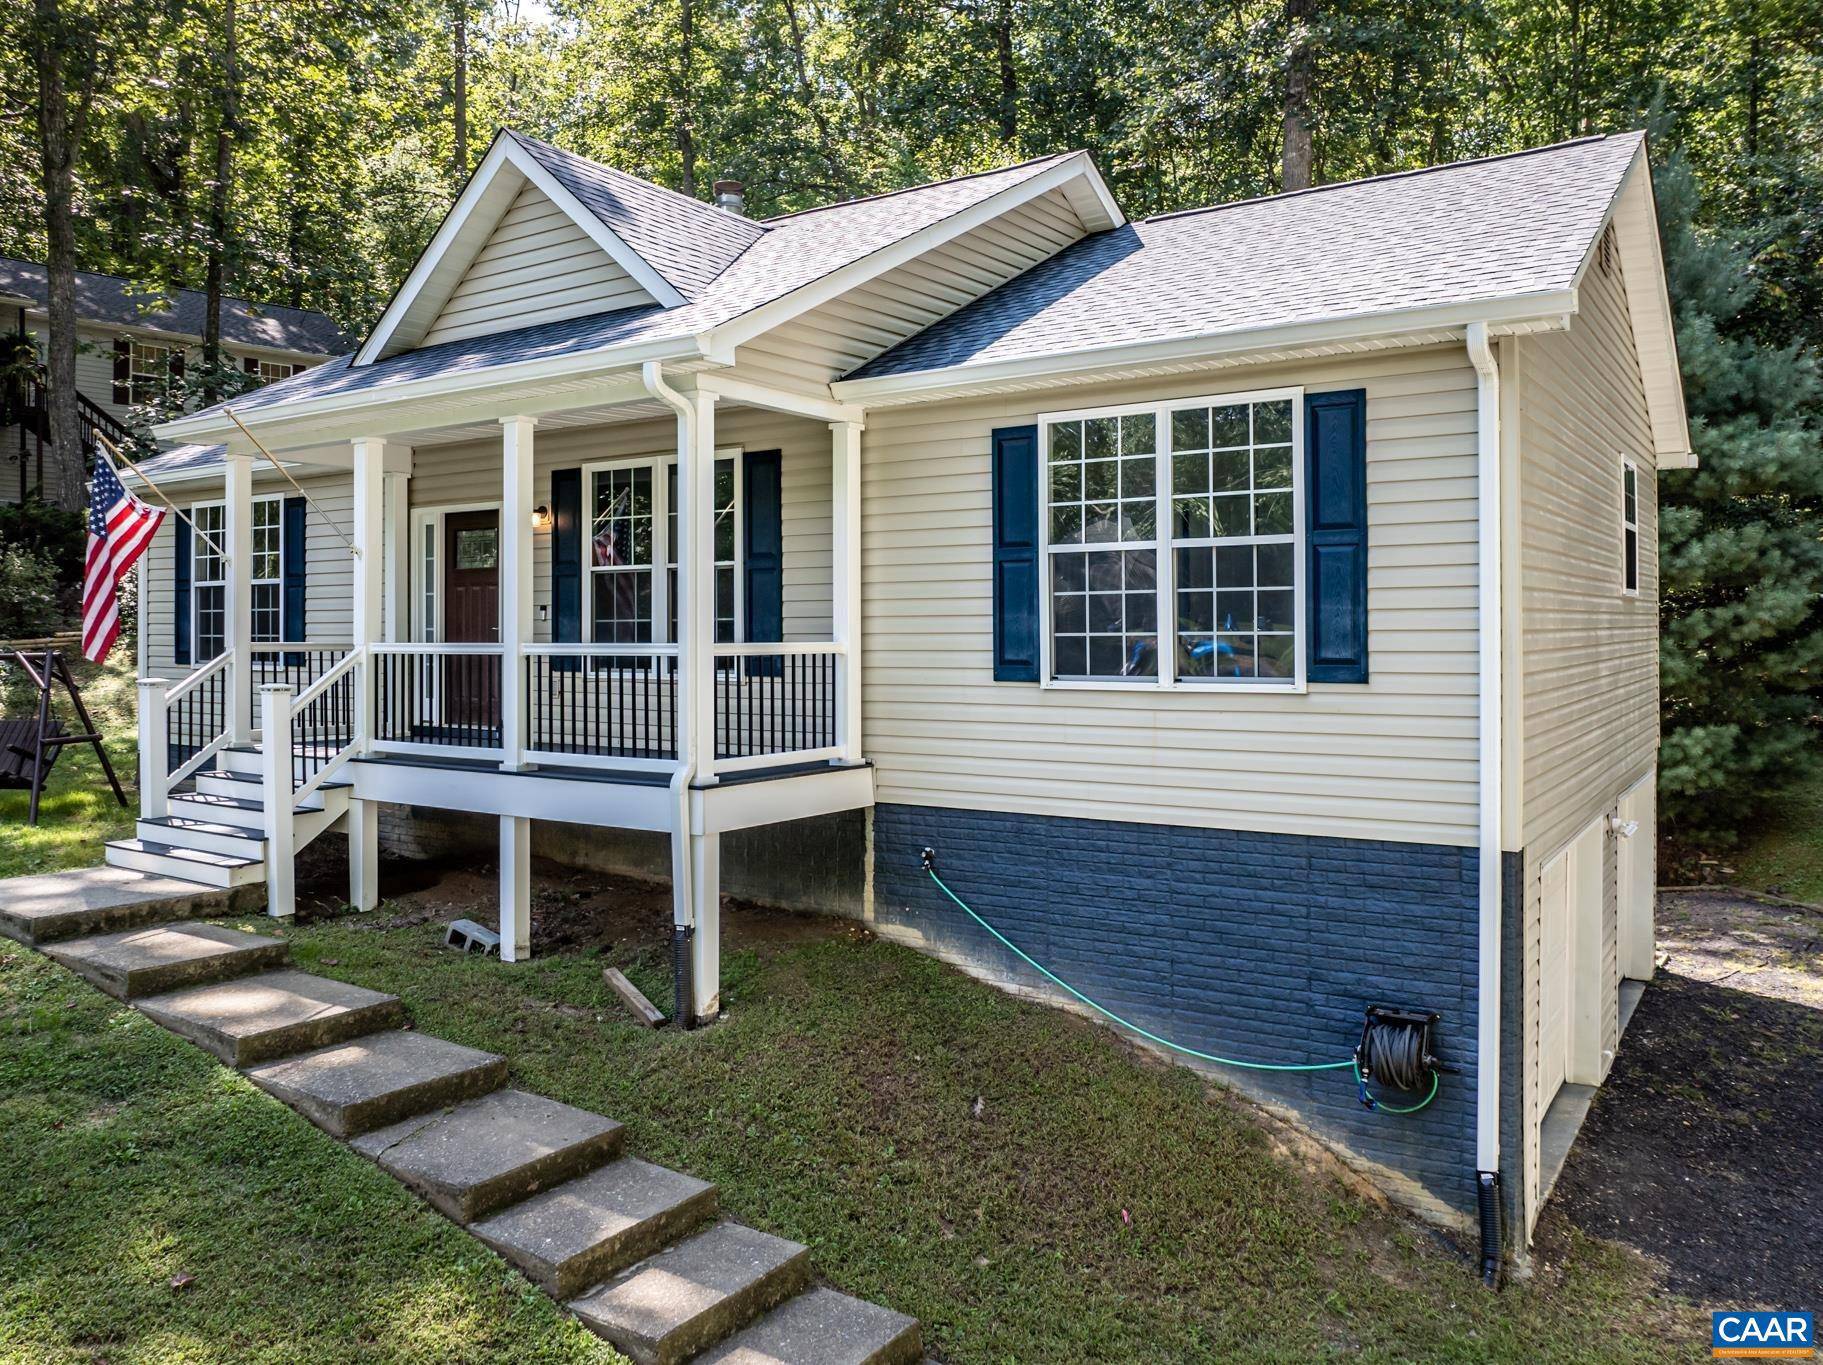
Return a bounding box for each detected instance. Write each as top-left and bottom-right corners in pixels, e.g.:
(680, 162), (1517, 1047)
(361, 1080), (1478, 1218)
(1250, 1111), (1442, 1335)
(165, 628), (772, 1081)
(1281, 0), (1315, 192)
(676, 0), (696, 197)
(995, 0), (1017, 146)
(453, 0), (468, 183)
(30, 0), (91, 511)
(202, 0), (239, 408)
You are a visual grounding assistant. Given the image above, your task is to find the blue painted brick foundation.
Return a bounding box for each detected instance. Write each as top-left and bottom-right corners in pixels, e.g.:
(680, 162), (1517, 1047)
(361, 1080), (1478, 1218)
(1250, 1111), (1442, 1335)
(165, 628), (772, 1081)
(873, 803), (1480, 1214)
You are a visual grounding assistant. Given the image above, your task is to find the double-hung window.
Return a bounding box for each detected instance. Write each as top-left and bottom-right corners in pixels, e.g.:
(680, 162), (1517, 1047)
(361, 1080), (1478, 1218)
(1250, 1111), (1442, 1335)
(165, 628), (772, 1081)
(583, 452), (740, 649)
(190, 497), (283, 659)
(129, 341), (177, 403)
(1042, 387), (1304, 689)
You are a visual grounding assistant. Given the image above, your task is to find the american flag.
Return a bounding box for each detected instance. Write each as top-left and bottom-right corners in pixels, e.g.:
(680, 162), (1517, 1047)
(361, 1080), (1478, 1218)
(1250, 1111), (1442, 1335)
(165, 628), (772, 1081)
(83, 454), (165, 662)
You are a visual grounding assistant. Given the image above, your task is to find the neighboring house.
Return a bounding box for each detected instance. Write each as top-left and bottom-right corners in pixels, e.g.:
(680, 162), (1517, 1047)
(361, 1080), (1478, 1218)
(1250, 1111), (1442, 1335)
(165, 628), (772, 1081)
(0, 257), (349, 502)
(118, 129), (1686, 1272)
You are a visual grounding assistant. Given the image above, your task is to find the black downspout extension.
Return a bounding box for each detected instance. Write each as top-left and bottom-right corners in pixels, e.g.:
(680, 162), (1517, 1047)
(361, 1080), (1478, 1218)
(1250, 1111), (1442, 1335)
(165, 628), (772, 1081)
(671, 924), (695, 1031)
(1476, 1170), (1504, 1287)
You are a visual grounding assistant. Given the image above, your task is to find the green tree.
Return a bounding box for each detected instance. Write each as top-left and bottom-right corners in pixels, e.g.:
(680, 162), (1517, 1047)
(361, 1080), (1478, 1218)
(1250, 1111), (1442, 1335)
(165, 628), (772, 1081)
(1656, 142), (1823, 845)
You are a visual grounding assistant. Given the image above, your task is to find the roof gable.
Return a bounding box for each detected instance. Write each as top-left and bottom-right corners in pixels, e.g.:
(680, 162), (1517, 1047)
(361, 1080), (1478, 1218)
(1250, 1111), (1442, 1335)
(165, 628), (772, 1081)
(357, 132), (700, 364)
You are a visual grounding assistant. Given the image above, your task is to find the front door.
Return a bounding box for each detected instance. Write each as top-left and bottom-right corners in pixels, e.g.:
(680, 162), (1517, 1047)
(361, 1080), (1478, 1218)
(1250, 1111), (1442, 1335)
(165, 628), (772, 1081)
(443, 510), (500, 732)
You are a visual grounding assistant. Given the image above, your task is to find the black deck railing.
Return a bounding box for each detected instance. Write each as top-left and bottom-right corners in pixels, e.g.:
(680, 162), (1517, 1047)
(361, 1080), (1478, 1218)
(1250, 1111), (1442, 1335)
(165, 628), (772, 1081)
(373, 648), (503, 750)
(713, 650), (838, 763)
(287, 665), (356, 790)
(165, 658), (227, 777)
(524, 651), (679, 762)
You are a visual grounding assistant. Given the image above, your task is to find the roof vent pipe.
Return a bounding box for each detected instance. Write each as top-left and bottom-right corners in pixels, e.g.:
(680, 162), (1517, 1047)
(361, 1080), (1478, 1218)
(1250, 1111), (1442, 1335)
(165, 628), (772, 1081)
(712, 179), (745, 215)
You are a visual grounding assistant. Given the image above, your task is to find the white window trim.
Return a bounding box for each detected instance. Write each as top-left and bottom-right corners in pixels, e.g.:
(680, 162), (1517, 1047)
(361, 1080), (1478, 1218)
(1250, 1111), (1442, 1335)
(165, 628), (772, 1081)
(191, 494), (284, 653)
(579, 446), (743, 647)
(1621, 455), (1640, 598)
(1037, 385), (1307, 695)
(408, 500), (500, 643)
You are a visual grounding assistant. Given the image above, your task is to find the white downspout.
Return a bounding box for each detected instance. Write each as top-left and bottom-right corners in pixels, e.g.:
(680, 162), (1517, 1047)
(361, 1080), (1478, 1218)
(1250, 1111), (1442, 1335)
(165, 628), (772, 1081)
(643, 361), (698, 1013)
(1466, 322), (1504, 1263)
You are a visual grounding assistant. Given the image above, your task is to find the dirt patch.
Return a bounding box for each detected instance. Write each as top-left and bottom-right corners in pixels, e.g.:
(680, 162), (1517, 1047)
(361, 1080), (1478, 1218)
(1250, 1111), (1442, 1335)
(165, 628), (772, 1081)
(291, 842), (862, 960)
(1547, 889), (1823, 1308)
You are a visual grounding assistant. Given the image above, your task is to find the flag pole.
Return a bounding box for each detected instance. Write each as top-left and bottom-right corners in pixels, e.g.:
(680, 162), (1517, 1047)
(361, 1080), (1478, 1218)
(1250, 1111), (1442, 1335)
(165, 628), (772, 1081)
(94, 431), (229, 561)
(223, 406), (360, 558)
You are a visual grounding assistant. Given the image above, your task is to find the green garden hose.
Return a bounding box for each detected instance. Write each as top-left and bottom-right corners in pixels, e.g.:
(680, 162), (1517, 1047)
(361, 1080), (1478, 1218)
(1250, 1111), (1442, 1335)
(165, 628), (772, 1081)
(923, 859), (1438, 1113)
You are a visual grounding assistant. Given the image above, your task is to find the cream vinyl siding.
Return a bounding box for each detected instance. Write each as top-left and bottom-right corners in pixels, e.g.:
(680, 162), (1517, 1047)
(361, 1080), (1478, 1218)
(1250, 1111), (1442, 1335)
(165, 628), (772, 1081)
(1511, 249), (1660, 1245)
(732, 189), (1089, 395)
(141, 470), (355, 677)
(401, 405), (833, 643)
(1515, 257), (1660, 859)
(859, 347), (1482, 845)
(418, 182), (656, 349)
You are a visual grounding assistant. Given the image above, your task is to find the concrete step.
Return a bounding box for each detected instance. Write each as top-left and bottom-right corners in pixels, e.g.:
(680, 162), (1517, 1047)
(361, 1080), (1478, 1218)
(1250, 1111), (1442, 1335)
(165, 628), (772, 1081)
(0, 866), (251, 947)
(350, 1089), (626, 1224)
(473, 1157), (718, 1298)
(138, 815), (268, 860)
(570, 1222), (811, 1365)
(245, 1029), (507, 1139)
(137, 969), (406, 1067)
(104, 838), (265, 889)
(42, 921), (290, 1001)
(696, 1288), (923, 1365)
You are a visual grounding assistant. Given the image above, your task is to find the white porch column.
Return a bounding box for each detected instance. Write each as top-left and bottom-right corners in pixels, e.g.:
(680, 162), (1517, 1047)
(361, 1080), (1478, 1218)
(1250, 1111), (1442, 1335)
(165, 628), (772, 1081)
(382, 469), (410, 643)
(680, 394), (718, 782)
(500, 814), (532, 962)
(224, 452), (254, 743)
(500, 416), (536, 772)
(689, 831), (721, 1020)
(348, 438), (386, 911)
(260, 683), (296, 918)
(831, 419), (863, 764)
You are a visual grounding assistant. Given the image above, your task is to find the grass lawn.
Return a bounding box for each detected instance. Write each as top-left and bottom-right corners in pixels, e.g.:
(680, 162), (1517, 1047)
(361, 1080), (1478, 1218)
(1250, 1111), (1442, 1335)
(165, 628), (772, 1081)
(1725, 774), (1823, 904)
(0, 649), (139, 880)
(2, 888), (1708, 1363)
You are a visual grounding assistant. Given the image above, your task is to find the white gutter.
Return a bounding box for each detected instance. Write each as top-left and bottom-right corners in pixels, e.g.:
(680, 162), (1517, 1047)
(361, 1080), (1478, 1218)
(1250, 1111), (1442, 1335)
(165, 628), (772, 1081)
(641, 361), (700, 971)
(1466, 321), (1502, 1179)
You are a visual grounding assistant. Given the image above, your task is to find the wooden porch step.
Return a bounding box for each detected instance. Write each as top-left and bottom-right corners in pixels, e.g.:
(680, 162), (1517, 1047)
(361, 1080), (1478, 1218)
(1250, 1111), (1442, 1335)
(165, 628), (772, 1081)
(137, 969), (406, 1067)
(472, 1157), (718, 1298)
(350, 1089), (626, 1224)
(569, 1221), (811, 1365)
(244, 1029), (508, 1139)
(104, 837), (265, 889)
(42, 921), (289, 1001)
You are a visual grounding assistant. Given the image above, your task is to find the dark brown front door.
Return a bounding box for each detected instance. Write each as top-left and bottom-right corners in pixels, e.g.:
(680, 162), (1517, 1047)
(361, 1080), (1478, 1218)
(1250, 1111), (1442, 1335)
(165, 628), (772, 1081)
(443, 510), (500, 732)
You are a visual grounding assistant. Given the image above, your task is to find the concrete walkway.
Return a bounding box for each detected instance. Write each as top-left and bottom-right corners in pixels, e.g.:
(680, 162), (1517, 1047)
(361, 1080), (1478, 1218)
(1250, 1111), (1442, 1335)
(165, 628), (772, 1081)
(1, 866), (922, 1365)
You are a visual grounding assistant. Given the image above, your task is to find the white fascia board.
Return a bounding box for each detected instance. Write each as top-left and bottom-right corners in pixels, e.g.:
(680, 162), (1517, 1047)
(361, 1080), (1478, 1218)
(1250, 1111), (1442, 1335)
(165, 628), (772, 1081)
(353, 136), (686, 367)
(691, 372), (865, 424)
(831, 291), (1580, 405)
(152, 332), (705, 447)
(707, 153), (1111, 354)
(1591, 147), (1696, 469)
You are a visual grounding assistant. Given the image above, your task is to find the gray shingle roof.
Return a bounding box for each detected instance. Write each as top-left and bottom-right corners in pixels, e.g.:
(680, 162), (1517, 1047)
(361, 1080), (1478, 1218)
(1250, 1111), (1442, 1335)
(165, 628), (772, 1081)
(849, 133), (1644, 380)
(182, 151), (1078, 426)
(0, 257), (351, 356)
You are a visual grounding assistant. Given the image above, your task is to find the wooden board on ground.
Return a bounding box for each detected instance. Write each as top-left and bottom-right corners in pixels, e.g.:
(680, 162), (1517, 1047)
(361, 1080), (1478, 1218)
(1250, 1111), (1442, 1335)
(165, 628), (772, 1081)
(604, 967), (665, 1027)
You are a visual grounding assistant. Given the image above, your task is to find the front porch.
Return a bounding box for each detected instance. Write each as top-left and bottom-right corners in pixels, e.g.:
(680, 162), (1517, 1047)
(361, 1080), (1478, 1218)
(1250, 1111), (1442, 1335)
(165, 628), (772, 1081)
(119, 367), (870, 1023)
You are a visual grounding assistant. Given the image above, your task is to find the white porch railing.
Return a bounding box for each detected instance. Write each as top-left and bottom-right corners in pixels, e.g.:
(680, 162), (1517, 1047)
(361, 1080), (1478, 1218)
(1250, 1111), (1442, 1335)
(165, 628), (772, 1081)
(522, 643), (680, 771)
(370, 642), (506, 760)
(710, 642), (845, 774)
(248, 643), (352, 724)
(259, 646), (367, 916)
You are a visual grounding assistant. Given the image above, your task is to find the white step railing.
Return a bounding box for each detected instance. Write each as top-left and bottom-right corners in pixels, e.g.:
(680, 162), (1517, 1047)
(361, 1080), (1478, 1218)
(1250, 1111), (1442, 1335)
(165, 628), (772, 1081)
(137, 652), (230, 819)
(259, 646), (367, 918)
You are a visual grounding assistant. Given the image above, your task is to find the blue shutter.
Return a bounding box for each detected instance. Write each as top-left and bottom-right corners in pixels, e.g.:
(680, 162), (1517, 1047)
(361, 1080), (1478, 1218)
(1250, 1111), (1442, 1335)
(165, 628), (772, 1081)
(1305, 389), (1369, 683)
(743, 450), (783, 676)
(550, 467), (582, 673)
(281, 496), (306, 664)
(992, 425), (1041, 682)
(173, 517), (192, 666)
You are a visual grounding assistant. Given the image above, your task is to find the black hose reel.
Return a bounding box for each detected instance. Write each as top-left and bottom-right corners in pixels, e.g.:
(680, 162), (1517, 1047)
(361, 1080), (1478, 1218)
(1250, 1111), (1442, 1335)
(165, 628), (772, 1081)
(1354, 1005), (1448, 1108)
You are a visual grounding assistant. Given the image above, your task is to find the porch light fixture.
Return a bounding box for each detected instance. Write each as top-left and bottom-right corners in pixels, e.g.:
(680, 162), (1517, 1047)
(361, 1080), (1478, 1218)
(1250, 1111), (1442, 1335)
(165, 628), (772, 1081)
(530, 504), (553, 532)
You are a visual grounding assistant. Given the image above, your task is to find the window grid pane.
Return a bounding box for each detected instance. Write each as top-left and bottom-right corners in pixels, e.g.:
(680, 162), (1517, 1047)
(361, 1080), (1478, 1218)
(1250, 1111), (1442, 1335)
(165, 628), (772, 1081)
(1050, 549), (1158, 680)
(665, 459), (737, 643)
